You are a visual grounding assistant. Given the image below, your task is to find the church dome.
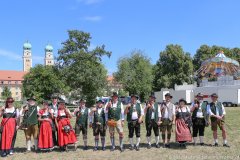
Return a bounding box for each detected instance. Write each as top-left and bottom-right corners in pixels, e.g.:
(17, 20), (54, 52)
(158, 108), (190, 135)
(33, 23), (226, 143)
(45, 44), (53, 51)
(23, 41), (32, 50)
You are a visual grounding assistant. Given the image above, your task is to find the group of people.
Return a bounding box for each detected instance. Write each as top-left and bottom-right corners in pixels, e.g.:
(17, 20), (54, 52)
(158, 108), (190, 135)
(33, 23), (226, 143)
(0, 92), (230, 157)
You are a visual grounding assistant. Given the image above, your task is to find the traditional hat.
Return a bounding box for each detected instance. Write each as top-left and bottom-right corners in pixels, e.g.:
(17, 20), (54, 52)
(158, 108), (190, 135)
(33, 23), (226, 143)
(97, 99), (105, 104)
(80, 99), (87, 103)
(112, 92), (118, 97)
(27, 97), (36, 101)
(165, 93), (173, 98)
(179, 98), (187, 104)
(58, 100), (65, 104)
(149, 94), (156, 99)
(211, 93), (218, 98)
(196, 92), (204, 97)
(131, 94), (139, 99)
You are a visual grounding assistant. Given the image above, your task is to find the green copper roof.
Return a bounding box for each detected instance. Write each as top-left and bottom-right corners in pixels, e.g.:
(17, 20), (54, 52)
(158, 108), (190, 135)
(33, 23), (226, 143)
(45, 44), (53, 51)
(23, 41), (32, 49)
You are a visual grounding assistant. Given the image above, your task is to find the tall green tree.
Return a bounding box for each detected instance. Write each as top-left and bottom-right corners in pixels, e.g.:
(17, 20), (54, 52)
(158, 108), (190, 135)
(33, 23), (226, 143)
(114, 50), (153, 101)
(22, 65), (69, 103)
(193, 45), (240, 71)
(153, 44), (194, 91)
(57, 30), (111, 106)
(1, 86), (12, 100)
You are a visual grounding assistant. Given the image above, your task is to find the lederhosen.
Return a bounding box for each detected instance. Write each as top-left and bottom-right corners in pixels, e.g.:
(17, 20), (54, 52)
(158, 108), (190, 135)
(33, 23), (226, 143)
(75, 107), (89, 136)
(49, 103), (58, 146)
(209, 102), (224, 131)
(127, 103), (141, 138)
(192, 102), (207, 137)
(145, 103), (159, 137)
(92, 108), (106, 137)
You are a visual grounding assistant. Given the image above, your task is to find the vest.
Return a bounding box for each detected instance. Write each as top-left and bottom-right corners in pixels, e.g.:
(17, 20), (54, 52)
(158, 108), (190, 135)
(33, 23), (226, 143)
(76, 108), (89, 127)
(127, 103), (141, 123)
(93, 108), (105, 125)
(25, 105), (38, 126)
(108, 101), (122, 121)
(210, 102), (223, 122)
(145, 102), (159, 123)
(192, 102), (207, 119)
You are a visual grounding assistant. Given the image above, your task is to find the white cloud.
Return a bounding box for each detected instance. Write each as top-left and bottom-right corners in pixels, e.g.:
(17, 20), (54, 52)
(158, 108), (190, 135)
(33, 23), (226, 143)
(83, 16), (102, 22)
(76, 0), (104, 5)
(0, 49), (22, 61)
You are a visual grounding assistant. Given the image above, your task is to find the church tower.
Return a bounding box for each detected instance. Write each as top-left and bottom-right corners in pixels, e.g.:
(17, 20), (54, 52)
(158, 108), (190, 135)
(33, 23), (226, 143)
(23, 41), (32, 72)
(44, 44), (54, 66)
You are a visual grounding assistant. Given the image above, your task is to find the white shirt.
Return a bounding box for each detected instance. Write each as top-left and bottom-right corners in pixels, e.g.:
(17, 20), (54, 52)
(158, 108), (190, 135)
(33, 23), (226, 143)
(191, 102), (204, 118)
(162, 102), (175, 119)
(104, 101), (125, 121)
(131, 103), (144, 120)
(207, 102), (226, 116)
(4, 107), (20, 118)
(20, 105), (40, 116)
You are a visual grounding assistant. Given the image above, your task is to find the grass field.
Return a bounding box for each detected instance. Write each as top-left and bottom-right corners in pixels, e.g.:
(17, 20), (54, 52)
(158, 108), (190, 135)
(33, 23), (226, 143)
(2, 107), (240, 160)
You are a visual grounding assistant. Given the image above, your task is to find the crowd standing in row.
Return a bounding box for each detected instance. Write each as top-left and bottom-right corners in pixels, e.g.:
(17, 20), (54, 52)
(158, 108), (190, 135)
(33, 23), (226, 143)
(0, 92), (230, 157)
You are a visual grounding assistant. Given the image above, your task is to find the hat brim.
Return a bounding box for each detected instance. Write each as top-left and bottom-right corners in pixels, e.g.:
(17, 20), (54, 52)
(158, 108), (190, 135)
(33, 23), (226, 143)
(179, 99), (187, 104)
(27, 98), (36, 101)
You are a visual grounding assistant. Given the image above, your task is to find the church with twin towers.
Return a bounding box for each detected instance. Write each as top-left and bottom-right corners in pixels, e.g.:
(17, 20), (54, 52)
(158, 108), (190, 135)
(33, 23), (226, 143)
(23, 41), (54, 72)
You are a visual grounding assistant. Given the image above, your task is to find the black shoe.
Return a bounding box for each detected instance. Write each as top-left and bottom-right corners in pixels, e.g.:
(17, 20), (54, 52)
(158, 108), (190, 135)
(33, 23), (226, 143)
(129, 146), (134, 150)
(136, 146), (140, 151)
(156, 144), (160, 148)
(1, 152), (7, 157)
(102, 147), (106, 151)
(200, 143), (205, 146)
(213, 143), (218, 147)
(110, 147), (115, 152)
(93, 147), (98, 151)
(83, 146), (88, 150)
(223, 144), (230, 148)
(182, 143), (187, 149)
(165, 144), (170, 148)
(147, 144), (151, 149)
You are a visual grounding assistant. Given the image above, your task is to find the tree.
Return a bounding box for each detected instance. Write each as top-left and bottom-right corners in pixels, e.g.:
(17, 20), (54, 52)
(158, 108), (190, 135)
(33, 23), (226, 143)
(114, 50), (153, 102)
(153, 44), (194, 91)
(1, 86), (12, 100)
(22, 64), (69, 103)
(193, 45), (240, 71)
(57, 30), (111, 106)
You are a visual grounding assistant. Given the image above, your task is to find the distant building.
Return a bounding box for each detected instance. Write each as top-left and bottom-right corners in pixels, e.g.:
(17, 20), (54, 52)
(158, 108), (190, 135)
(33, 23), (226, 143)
(0, 42), (54, 101)
(105, 75), (123, 96)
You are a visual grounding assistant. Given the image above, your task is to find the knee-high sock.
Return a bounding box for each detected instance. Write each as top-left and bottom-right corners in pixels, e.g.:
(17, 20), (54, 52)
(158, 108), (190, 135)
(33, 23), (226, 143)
(129, 138), (134, 147)
(193, 137), (198, 144)
(34, 139), (38, 150)
(95, 137), (99, 148)
(83, 135), (87, 147)
(101, 136), (105, 148)
(110, 137), (115, 148)
(119, 137), (123, 148)
(155, 136), (159, 145)
(199, 136), (204, 143)
(136, 137), (140, 147)
(26, 140), (31, 151)
(147, 137), (151, 145)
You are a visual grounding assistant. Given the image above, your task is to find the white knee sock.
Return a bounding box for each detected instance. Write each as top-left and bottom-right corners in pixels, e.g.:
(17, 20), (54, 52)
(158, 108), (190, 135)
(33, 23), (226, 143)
(147, 137), (151, 145)
(136, 137), (140, 147)
(193, 137), (198, 144)
(27, 140), (31, 151)
(155, 136), (159, 145)
(129, 138), (134, 147)
(34, 139), (38, 150)
(199, 136), (204, 143)
(223, 139), (227, 144)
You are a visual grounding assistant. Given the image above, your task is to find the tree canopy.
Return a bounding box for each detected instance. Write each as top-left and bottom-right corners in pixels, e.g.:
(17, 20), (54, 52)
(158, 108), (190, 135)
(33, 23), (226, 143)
(1, 86), (12, 100)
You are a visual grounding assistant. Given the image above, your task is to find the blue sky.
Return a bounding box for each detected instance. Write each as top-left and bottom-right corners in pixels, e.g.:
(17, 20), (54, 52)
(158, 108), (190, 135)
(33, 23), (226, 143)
(0, 0), (240, 74)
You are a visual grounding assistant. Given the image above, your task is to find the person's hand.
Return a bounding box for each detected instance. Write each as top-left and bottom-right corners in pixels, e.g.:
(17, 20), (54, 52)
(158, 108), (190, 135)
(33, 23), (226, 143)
(138, 118), (142, 124)
(172, 121), (175, 125)
(194, 104), (199, 109)
(92, 108), (97, 112)
(89, 123), (92, 128)
(147, 103), (151, 108)
(157, 121), (162, 126)
(16, 125), (19, 130)
(107, 102), (112, 108)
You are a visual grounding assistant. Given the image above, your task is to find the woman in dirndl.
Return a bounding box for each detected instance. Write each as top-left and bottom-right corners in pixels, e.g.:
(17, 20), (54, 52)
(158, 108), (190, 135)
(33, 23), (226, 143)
(175, 98), (192, 148)
(38, 100), (54, 151)
(0, 97), (20, 157)
(56, 100), (77, 151)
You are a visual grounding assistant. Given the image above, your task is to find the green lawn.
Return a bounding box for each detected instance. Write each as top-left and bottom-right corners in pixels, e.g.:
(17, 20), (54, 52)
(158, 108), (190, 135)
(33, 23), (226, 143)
(2, 107), (240, 160)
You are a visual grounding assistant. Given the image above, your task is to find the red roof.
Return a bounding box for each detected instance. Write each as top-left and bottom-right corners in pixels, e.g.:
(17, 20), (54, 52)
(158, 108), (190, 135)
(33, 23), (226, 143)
(0, 70), (27, 81)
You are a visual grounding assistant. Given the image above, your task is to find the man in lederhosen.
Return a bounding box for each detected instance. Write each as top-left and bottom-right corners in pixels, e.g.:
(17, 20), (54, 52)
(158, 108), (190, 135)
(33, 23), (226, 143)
(160, 93), (175, 148)
(144, 94), (162, 149)
(207, 93), (230, 147)
(20, 97), (40, 152)
(89, 99), (107, 151)
(105, 92), (125, 152)
(73, 99), (90, 150)
(190, 93), (209, 146)
(49, 95), (59, 147)
(125, 94), (144, 151)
